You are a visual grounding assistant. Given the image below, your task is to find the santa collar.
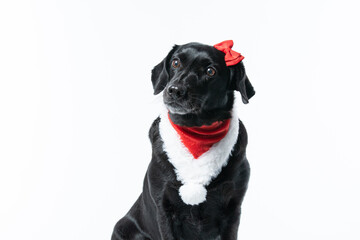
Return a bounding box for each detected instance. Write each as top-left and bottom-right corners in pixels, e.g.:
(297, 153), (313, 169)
(167, 114), (231, 159)
(159, 108), (239, 205)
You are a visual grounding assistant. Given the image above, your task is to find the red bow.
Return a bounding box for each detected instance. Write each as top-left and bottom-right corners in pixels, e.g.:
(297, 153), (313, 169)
(214, 40), (244, 66)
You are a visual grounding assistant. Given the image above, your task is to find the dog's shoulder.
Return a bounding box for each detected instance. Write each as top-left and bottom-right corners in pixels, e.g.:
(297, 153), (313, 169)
(148, 116), (161, 144)
(231, 119), (248, 156)
(147, 117), (174, 170)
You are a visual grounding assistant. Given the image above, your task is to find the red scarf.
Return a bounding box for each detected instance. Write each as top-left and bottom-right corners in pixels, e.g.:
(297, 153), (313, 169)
(168, 114), (231, 159)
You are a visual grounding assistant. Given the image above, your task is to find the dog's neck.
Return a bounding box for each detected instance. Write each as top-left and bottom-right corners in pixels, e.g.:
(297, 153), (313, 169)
(168, 110), (231, 127)
(167, 113), (231, 159)
(158, 100), (240, 205)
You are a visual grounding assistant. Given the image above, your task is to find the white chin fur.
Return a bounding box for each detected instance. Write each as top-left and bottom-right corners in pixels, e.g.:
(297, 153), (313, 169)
(166, 105), (189, 115)
(159, 105), (239, 205)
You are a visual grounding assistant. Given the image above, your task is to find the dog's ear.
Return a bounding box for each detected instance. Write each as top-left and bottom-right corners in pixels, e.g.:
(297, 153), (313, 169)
(151, 45), (179, 95)
(229, 62), (255, 104)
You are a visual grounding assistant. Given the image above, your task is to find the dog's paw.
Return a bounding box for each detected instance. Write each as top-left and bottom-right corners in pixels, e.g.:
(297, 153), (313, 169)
(179, 183), (207, 205)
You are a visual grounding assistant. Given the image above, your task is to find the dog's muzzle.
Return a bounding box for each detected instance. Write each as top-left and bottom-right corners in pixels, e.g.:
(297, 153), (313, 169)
(163, 85), (196, 115)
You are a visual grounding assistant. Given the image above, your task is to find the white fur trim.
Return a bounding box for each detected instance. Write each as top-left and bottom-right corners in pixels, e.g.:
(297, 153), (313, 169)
(159, 109), (239, 205)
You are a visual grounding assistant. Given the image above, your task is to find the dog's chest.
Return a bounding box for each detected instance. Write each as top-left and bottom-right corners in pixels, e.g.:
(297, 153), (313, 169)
(159, 110), (239, 205)
(170, 201), (227, 240)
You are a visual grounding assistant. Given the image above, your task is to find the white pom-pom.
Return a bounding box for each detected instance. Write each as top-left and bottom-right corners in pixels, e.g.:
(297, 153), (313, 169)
(179, 183), (207, 205)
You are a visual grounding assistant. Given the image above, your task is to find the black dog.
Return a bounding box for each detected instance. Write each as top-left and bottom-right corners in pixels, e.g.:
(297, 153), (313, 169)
(112, 41), (255, 240)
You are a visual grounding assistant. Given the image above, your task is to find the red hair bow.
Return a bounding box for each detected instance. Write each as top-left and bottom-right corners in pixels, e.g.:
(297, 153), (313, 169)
(214, 40), (244, 66)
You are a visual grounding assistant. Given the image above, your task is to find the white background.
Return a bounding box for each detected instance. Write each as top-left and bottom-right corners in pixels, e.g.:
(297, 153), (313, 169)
(1, 0), (360, 239)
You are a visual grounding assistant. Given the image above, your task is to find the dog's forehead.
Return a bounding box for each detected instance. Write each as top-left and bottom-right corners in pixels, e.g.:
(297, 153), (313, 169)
(174, 44), (224, 63)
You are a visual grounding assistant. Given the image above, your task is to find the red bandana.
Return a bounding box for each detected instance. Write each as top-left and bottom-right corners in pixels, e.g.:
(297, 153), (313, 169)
(214, 40), (244, 66)
(168, 114), (231, 159)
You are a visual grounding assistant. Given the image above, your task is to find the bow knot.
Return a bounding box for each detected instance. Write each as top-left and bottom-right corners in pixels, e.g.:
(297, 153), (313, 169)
(214, 40), (244, 66)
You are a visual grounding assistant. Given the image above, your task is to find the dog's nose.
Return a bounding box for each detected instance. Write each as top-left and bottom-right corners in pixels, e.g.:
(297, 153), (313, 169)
(167, 85), (186, 99)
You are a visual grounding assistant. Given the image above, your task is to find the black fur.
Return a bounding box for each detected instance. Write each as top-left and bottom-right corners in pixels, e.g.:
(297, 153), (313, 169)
(112, 42), (254, 239)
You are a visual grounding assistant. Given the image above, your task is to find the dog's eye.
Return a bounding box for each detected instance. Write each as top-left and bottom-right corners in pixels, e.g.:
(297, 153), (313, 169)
(206, 67), (216, 77)
(172, 59), (180, 68)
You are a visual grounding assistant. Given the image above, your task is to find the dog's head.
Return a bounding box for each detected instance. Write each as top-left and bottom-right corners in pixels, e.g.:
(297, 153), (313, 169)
(151, 42), (255, 125)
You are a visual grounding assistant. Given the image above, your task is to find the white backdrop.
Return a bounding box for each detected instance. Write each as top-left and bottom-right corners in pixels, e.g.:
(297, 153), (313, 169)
(1, 0), (360, 239)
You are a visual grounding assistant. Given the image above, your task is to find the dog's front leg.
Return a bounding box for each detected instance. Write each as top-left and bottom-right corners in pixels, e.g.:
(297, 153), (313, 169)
(145, 167), (176, 240)
(221, 219), (241, 240)
(222, 225), (240, 240)
(155, 188), (177, 240)
(156, 213), (175, 240)
(219, 206), (243, 240)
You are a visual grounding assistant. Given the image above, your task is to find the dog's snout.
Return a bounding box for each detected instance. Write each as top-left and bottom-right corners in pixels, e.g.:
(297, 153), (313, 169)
(167, 85), (186, 99)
